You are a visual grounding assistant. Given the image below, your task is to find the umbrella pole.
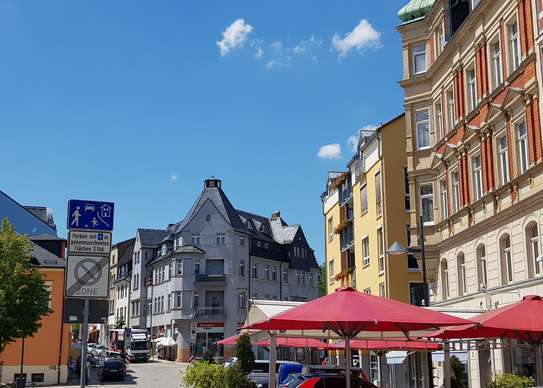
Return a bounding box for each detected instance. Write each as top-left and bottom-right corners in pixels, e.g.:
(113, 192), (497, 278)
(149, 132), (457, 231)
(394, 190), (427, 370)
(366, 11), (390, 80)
(345, 336), (351, 388)
(535, 343), (543, 386)
(443, 341), (451, 388)
(269, 333), (277, 388)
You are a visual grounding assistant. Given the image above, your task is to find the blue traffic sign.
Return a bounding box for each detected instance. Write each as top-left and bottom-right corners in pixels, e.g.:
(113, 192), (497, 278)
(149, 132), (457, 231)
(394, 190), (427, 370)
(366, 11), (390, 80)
(67, 199), (114, 231)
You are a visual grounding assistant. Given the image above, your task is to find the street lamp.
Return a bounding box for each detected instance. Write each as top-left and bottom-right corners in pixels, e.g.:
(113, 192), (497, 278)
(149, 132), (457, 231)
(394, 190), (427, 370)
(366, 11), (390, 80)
(387, 215), (428, 307)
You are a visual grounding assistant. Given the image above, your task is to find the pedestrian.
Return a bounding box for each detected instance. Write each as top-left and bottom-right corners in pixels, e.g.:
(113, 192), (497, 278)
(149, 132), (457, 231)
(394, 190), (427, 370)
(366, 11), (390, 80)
(75, 356), (81, 378)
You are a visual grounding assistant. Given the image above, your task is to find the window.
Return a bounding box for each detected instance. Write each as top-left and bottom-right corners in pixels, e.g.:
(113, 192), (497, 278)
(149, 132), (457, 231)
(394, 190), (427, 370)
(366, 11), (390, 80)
(216, 232), (226, 245)
(31, 374), (44, 383)
(369, 353), (380, 383)
(375, 171), (382, 216)
(420, 183), (434, 224)
(501, 234), (514, 284)
(191, 233), (200, 245)
(362, 236), (370, 267)
(404, 167), (411, 210)
(264, 242), (269, 250)
(451, 170), (461, 213)
(447, 89), (456, 131)
(239, 260), (245, 277)
(167, 294), (172, 311)
(328, 259), (334, 283)
(251, 264), (258, 278)
(441, 259), (450, 300)
(175, 291), (182, 308)
(363, 287), (371, 295)
(509, 21), (521, 71)
(517, 121), (529, 174)
(327, 217), (334, 241)
(435, 25), (444, 56)
(282, 268), (288, 283)
(272, 266), (277, 281)
(440, 179), (449, 220)
(457, 253), (467, 296)
(477, 244), (488, 290)
(194, 262), (200, 275)
(528, 223), (542, 277)
(265, 265), (271, 281)
(472, 156), (483, 200)
(379, 283), (386, 297)
(467, 67), (477, 111)
(240, 237), (246, 246)
(498, 135), (510, 185)
(176, 260), (183, 275)
(238, 291), (247, 309)
(309, 272), (314, 287)
(491, 39), (503, 89)
(360, 185), (368, 214)
(256, 240), (262, 248)
(416, 109), (430, 149)
(377, 228), (384, 274)
(193, 293), (199, 308)
(435, 101), (444, 140)
(412, 43), (427, 74)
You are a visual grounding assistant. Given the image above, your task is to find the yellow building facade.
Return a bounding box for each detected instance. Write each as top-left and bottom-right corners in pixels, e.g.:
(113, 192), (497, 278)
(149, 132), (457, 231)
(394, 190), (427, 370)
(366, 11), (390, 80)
(322, 114), (422, 303)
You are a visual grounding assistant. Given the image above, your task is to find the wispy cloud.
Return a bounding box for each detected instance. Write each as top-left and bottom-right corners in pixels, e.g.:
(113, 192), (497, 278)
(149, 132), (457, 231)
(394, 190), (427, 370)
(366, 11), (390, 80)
(217, 19), (254, 57)
(317, 144), (342, 160)
(332, 19), (381, 58)
(292, 35), (322, 55)
(347, 125), (377, 152)
(170, 173), (178, 182)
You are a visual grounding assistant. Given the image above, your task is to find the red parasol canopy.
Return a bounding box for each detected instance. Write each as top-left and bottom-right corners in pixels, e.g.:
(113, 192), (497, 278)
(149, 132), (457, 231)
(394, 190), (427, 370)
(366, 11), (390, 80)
(426, 295), (543, 343)
(245, 287), (471, 336)
(215, 335), (239, 346)
(327, 339), (442, 351)
(256, 337), (328, 349)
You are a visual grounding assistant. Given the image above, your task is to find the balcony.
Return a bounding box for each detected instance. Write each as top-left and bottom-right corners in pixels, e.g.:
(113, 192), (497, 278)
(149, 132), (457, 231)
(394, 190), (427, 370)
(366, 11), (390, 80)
(334, 205), (353, 234)
(194, 274), (226, 285)
(194, 306), (225, 321)
(340, 224), (355, 252)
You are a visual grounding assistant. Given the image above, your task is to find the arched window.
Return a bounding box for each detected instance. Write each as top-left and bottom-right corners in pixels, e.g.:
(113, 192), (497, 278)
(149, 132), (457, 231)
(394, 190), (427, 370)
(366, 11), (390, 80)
(526, 223), (542, 278)
(457, 253), (466, 296)
(500, 234), (513, 285)
(476, 244), (487, 290)
(441, 259), (449, 300)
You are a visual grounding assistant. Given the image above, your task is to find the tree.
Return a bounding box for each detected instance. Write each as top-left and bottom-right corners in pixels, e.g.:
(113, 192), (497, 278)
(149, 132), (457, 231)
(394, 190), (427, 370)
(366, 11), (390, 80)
(450, 355), (467, 388)
(0, 219), (52, 352)
(319, 263), (327, 296)
(234, 334), (255, 375)
(114, 317), (126, 329)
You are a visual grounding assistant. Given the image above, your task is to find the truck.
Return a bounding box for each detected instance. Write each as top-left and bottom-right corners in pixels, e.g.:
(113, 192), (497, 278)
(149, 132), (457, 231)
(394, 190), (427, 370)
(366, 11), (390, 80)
(109, 328), (151, 362)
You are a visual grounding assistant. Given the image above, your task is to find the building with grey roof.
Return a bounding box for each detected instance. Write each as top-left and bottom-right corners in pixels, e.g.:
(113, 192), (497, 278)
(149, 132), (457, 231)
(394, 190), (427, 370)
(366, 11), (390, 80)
(126, 178), (320, 361)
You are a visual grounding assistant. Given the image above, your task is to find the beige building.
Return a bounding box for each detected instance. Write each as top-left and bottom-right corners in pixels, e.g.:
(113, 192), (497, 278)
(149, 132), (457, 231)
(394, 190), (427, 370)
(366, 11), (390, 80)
(398, 0), (543, 385)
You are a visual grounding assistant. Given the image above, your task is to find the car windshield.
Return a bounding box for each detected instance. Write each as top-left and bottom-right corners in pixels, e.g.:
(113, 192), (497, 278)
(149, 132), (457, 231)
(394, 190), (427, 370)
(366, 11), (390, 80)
(251, 362), (269, 373)
(130, 341), (149, 350)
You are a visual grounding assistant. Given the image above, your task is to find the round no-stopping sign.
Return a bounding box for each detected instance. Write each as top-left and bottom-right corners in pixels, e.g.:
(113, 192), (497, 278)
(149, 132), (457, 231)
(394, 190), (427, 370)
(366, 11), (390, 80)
(74, 258), (102, 286)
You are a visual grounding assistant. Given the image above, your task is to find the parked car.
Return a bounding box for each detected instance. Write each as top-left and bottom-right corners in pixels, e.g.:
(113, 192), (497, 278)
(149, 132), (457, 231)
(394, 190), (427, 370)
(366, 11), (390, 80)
(223, 356), (238, 368)
(248, 360), (300, 388)
(294, 373), (377, 388)
(101, 358), (126, 381)
(277, 363), (302, 386)
(279, 373), (305, 388)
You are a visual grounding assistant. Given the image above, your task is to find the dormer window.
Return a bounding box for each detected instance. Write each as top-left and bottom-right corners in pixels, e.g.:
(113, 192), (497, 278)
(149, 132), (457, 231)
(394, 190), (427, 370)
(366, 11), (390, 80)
(161, 244), (167, 256)
(260, 224), (268, 233)
(246, 220), (253, 230)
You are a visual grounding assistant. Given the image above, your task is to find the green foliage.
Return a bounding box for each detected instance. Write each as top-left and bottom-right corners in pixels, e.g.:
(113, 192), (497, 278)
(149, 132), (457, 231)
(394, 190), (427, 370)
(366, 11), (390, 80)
(235, 334), (255, 374)
(0, 219), (52, 353)
(450, 356), (467, 388)
(487, 373), (535, 388)
(183, 362), (255, 388)
(114, 317), (126, 329)
(203, 349), (215, 363)
(319, 263), (326, 296)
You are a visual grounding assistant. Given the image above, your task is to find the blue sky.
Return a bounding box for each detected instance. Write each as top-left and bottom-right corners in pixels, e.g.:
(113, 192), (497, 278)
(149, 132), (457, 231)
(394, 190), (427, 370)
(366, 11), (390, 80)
(1, 0), (407, 262)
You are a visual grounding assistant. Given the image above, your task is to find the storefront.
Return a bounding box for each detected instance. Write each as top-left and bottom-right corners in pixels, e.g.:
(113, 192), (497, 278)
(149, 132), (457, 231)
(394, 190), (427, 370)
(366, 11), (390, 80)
(193, 322), (224, 357)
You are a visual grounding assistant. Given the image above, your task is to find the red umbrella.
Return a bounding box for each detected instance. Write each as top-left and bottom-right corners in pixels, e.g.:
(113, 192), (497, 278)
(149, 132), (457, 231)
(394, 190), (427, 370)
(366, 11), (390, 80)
(327, 339), (442, 351)
(245, 287), (470, 387)
(215, 335), (239, 346)
(256, 337), (327, 349)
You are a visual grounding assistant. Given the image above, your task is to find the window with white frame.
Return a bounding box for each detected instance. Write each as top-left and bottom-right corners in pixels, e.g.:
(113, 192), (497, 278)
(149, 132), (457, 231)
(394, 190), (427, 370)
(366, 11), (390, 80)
(440, 179), (449, 220)
(375, 171), (382, 216)
(379, 283), (386, 297)
(377, 228), (384, 274)
(435, 25), (444, 56)
(435, 101), (444, 140)
(282, 268), (288, 283)
(509, 20), (521, 72)
(251, 263), (258, 278)
(216, 232), (226, 245)
(412, 43), (427, 75)
(501, 234), (514, 284)
(476, 244), (488, 290)
(239, 259), (245, 277)
(457, 253), (467, 296)
(363, 287), (371, 295)
(360, 185), (368, 214)
(498, 135), (510, 185)
(441, 259), (450, 300)
(517, 121), (529, 174)
(447, 89), (456, 131)
(490, 38), (503, 89)
(420, 183), (434, 224)
(328, 259), (334, 282)
(191, 233), (200, 245)
(328, 217), (334, 241)
(472, 156), (483, 200)
(175, 291), (182, 308)
(362, 236), (370, 266)
(416, 109), (431, 149)
(467, 67), (477, 111)
(237, 290), (247, 309)
(272, 266), (277, 281)
(529, 223), (542, 277)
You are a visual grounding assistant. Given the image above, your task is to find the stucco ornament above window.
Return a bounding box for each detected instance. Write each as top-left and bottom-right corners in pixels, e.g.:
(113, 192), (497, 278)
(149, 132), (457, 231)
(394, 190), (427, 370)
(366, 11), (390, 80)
(398, 0), (437, 23)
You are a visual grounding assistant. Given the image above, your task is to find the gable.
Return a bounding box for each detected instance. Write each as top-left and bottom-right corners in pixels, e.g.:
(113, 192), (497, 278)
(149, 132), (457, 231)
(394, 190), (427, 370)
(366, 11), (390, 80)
(0, 191), (57, 236)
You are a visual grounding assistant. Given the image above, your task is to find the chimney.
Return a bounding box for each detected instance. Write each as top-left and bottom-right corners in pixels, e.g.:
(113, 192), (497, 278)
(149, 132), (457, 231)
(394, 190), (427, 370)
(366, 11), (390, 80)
(204, 177), (222, 189)
(271, 211), (281, 220)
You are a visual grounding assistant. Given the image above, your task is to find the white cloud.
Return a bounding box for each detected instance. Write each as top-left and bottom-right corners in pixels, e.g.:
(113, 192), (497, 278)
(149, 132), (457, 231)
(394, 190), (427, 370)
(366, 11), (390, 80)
(292, 35), (322, 55)
(255, 46), (264, 58)
(317, 144), (342, 160)
(332, 19), (381, 58)
(217, 19), (254, 57)
(347, 125), (378, 152)
(170, 173), (178, 182)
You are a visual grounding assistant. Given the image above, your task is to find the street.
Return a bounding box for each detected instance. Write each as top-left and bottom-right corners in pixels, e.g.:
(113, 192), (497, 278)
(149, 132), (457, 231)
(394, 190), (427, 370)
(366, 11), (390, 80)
(53, 360), (188, 388)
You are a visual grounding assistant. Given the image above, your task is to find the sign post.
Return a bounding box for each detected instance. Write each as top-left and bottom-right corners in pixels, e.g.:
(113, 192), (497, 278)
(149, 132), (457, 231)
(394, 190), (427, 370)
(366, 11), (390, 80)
(65, 199), (114, 388)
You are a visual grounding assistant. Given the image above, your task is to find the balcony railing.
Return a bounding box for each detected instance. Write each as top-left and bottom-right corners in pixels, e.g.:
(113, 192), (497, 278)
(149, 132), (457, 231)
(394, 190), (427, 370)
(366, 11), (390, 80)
(194, 306), (225, 320)
(194, 274), (226, 284)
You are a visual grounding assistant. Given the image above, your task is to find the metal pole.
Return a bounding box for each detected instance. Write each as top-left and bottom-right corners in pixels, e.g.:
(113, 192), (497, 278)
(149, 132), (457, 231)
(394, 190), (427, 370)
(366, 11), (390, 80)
(20, 337), (24, 381)
(419, 215), (433, 388)
(269, 333), (277, 388)
(443, 341), (451, 388)
(345, 336), (351, 388)
(80, 299), (89, 388)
